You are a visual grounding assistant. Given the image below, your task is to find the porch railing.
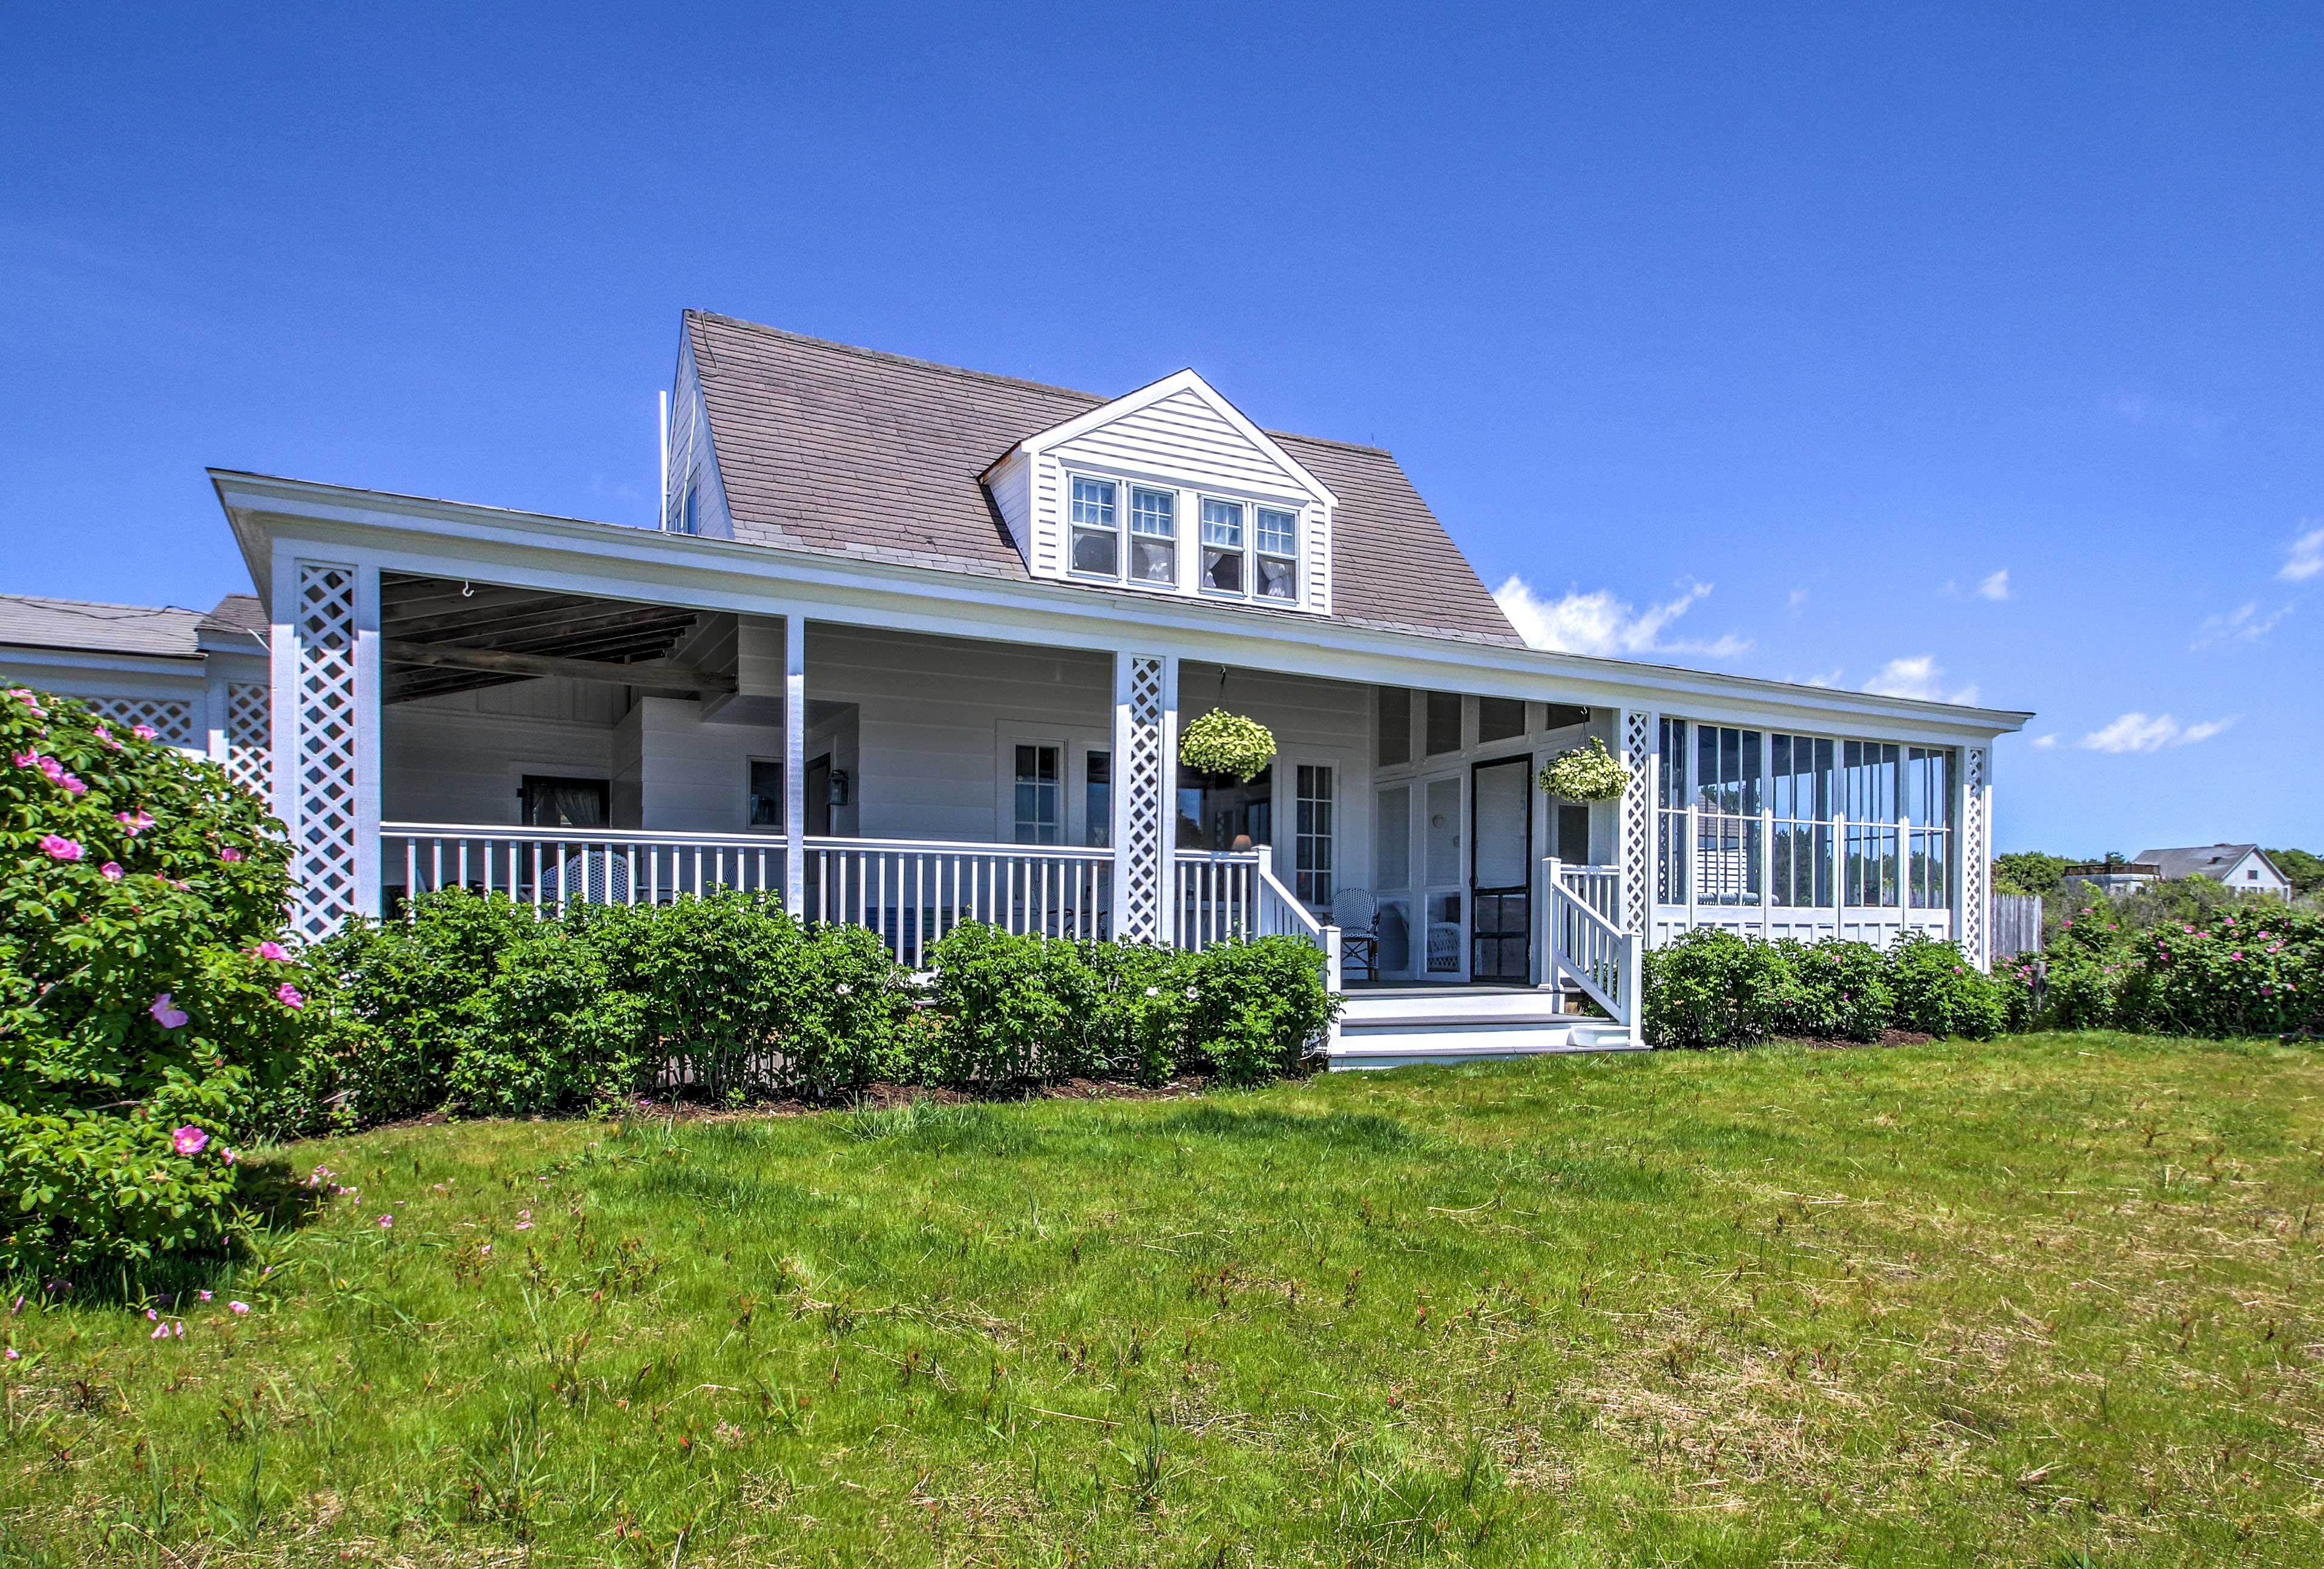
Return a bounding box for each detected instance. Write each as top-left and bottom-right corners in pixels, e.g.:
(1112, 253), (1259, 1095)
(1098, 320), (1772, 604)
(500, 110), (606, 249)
(1173, 847), (1343, 993)
(802, 837), (1112, 968)
(1541, 858), (1638, 1031)
(383, 822), (784, 909)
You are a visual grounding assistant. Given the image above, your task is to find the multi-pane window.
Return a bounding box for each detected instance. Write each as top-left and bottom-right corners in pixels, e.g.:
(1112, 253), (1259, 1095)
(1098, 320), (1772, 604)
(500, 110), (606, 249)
(1842, 742), (1901, 907)
(1693, 725), (1762, 906)
(1655, 722), (1954, 913)
(1255, 507), (1299, 600)
(1200, 498), (1245, 594)
(1085, 751), (1111, 849)
(1129, 487), (1177, 584)
(1013, 744), (1062, 845)
(1657, 718), (1689, 904)
(1770, 735), (1834, 907)
(1069, 477), (1118, 577)
(1295, 764), (1334, 907)
(1904, 746), (1952, 909)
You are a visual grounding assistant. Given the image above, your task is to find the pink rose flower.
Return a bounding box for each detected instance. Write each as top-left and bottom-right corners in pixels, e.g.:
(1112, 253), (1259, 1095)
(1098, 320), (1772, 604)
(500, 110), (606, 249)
(220, 847), (243, 863)
(100, 861), (123, 882)
(274, 983), (305, 1010)
(377, 1214), (393, 1229)
(8, 751), (34, 769)
(37, 757), (62, 782)
(222, 1147), (237, 1165)
(40, 835), (82, 861)
(59, 773), (85, 796)
(3, 1348), (15, 1361)
(253, 941), (289, 962)
(118, 811), (154, 835)
(171, 1125), (209, 1156)
(149, 994), (188, 1029)
(133, 723), (156, 740)
(228, 1301), (250, 1314)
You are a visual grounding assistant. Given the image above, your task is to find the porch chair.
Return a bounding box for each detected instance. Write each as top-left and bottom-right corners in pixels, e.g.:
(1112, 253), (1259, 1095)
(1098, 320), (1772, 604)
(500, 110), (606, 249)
(553, 850), (633, 906)
(1331, 887), (1380, 983)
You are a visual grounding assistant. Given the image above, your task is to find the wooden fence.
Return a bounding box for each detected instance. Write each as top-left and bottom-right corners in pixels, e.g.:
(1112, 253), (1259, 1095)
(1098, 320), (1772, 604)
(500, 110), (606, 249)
(1990, 893), (2043, 961)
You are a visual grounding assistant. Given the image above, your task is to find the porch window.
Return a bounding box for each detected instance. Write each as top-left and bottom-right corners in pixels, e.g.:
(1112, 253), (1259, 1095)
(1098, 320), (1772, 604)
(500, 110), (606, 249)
(1657, 719), (1687, 902)
(1770, 734), (1834, 907)
(1069, 476), (1120, 577)
(1843, 742), (1901, 907)
(1904, 746), (1952, 909)
(1295, 763), (1334, 906)
(1424, 691), (1462, 755)
(1693, 725), (1762, 906)
(1377, 686), (1411, 766)
(1255, 507), (1299, 600)
(1085, 751), (1111, 848)
(746, 760), (784, 829)
(1200, 498), (1245, 594)
(1013, 744), (1063, 844)
(1129, 487), (1177, 585)
(1178, 763), (1272, 850)
(523, 775), (609, 829)
(1477, 696), (1526, 745)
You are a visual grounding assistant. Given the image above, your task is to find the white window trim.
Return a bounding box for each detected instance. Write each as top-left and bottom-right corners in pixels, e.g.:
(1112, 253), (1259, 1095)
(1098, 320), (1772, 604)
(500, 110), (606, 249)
(996, 721), (1109, 846)
(1055, 462), (1312, 608)
(1065, 473), (1122, 584)
(745, 754), (786, 834)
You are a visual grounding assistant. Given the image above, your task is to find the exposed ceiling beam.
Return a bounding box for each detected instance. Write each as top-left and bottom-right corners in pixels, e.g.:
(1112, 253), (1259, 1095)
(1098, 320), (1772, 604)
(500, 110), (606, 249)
(381, 639), (737, 691)
(384, 599), (695, 643)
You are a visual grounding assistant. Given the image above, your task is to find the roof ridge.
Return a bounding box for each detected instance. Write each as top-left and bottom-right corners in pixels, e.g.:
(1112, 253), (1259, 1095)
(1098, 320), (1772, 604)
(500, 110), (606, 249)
(0, 591), (200, 619)
(684, 310), (1399, 458)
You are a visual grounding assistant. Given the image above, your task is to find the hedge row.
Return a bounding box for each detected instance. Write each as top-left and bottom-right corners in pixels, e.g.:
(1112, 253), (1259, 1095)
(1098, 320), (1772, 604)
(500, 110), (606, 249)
(1640, 928), (2012, 1047)
(281, 889), (1340, 1133)
(2022, 902), (2322, 1038)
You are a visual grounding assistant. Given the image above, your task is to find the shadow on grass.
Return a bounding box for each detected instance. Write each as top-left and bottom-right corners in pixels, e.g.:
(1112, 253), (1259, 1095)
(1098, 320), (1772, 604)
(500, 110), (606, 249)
(1161, 1104), (1413, 1153)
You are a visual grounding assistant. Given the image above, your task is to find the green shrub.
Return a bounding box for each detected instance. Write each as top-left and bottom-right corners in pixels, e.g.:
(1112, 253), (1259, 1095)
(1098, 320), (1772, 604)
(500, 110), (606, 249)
(924, 924), (1099, 1085)
(450, 926), (651, 1115)
(781, 921), (916, 1097)
(1888, 933), (2006, 1039)
(1082, 941), (1192, 1085)
(1181, 935), (1338, 1085)
(2129, 911), (2319, 1038)
(1, 685), (324, 1279)
(1640, 927), (1757, 1047)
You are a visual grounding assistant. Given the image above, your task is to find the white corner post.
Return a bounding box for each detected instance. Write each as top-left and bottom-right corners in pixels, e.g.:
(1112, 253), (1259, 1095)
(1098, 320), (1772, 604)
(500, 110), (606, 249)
(272, 552), (380, 941)
(1617, 708), (1656, 942)
(1110, 651), (1177, 944)
(1961, 743), (1991, 971)
(783, 613), (807, 915)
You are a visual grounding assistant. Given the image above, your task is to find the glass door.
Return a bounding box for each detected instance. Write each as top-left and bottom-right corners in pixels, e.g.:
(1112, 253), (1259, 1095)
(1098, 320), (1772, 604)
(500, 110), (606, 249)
(1420, 771), (1466, 981)
(1470, 757), (1532, 981)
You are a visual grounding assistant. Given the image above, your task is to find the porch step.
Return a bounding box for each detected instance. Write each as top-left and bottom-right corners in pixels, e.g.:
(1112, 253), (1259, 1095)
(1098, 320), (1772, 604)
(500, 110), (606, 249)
(1328, 987), (1643, 1069)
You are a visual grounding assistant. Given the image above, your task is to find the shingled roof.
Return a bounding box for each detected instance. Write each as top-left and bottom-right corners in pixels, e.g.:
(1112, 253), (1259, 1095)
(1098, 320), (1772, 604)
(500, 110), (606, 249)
(0, 593), (206, 659)
(684, 311), (1523, 646)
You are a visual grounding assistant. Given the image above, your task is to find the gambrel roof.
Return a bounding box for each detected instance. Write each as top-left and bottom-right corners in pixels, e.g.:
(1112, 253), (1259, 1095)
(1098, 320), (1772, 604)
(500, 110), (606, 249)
(683, 311), (1524, 646)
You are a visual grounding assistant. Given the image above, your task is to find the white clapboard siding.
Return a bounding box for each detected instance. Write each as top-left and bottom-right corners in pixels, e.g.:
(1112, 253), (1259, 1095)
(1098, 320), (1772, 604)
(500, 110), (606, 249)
(986, 450), (1033, 561)
(1051, 389), (1302, 493)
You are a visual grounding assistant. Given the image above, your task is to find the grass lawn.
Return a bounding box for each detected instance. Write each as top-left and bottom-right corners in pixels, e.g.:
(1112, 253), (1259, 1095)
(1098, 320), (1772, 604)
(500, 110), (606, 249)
(7, 1034), (2324, 1567)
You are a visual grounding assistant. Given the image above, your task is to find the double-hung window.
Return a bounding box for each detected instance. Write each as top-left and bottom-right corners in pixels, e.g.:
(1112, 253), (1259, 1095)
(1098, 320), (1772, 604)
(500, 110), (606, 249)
(1200, 498), (1245, 594)
(1069, 476), (1120, 578)
(1129, 487), (1177, 584)
(1255, 507), (1299, 600)
(1013, 744), (1062, 844)
(1295, 763), (1335, 906)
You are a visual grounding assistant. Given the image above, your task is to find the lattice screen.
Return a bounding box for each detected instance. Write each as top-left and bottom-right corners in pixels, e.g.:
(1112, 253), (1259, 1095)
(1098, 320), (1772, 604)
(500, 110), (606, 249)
(1961, 745), (1990, 970)
(1118, 655), (1169, 942)
(1620, 708), (1655, 936)
(225, 681), (272, 798)
(293, 565), (361, 939)
(84, 696), (197, 750)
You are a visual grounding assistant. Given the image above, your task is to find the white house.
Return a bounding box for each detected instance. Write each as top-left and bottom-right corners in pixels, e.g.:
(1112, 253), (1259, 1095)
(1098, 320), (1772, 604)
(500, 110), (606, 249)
(2136, 844), (2292, 898)
(99, 312), (2021, 1062)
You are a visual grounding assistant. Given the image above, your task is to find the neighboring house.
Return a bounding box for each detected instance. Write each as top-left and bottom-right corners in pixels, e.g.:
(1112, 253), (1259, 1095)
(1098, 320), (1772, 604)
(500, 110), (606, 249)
(0, 591), (273, 796)
(2058, 859), (2160, 895)
(197, 311), (2026, 1061)
(2136, 844), (2293, 898)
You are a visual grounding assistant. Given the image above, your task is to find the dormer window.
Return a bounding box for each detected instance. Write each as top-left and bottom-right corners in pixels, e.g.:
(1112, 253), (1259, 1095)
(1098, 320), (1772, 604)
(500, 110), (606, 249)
(1129, 487), (1177, 584)
(1255, 506), (1299, 601)
(1201, 499), (1245, 594)
(1069, 476), (1118, 576)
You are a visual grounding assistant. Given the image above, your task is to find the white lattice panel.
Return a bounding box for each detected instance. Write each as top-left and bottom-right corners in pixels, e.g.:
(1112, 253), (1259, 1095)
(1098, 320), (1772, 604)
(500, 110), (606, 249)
(85, 696), (197, 749)
(225, 681), (272, 798)
(1120, 655), (1169, 942)
(293, 565), (361, 939)
(1961, 745), (1989, 970)
(1620, 708), (1654, 936)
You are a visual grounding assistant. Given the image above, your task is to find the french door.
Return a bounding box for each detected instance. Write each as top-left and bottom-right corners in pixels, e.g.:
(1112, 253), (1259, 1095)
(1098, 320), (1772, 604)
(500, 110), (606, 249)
(1470, 757), (1533, 981)
(1418, 770), (1467, 981)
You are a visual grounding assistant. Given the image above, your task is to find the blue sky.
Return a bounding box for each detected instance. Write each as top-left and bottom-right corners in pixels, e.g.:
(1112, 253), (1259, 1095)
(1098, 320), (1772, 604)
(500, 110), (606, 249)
(4, 3), (2319, 854)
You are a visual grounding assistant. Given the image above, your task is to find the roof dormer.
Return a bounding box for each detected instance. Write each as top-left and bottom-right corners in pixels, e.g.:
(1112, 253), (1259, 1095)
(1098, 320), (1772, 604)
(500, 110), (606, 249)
(985, 369), (1338, 616)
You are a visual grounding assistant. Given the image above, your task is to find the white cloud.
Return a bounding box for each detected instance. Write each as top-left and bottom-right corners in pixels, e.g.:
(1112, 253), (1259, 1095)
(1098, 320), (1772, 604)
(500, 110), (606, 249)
(2030, 733), (2058, 749)
(2076, 711), (2239, 754)
(1863, 655), (1980, 706)
(2282, 524), (2324, 584)
(2191, 600), (2290, 651)
(1800, 667), (1842, 689)
(1976, 568), (2011, 601)
(1492, 576), (1751, 659)
(1785, 586), (1810, 617)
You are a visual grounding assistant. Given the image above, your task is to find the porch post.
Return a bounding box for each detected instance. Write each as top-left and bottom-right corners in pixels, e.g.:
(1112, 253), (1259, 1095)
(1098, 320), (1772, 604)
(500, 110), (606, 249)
(1110, 651), (1177, 943)
(784, 614), (806, 915)
(1618, 708), (1655, 944)
(1960, 745), (1991, 971)
(273, 553), (379, 941)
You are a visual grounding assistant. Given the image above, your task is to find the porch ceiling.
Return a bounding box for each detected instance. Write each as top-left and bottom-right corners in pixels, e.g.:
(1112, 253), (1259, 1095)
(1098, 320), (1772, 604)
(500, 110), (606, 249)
(379, 573), (719, 703)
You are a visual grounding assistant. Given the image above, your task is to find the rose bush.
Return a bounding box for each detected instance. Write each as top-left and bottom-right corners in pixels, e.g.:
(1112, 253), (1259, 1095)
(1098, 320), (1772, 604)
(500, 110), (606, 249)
(1, 685), (321, 1279)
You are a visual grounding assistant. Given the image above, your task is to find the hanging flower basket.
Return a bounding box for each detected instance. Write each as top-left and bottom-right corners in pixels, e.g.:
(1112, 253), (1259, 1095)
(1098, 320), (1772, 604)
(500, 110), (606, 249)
(1178, 708), (1277, 783)
(1538, 736), (1629, 802)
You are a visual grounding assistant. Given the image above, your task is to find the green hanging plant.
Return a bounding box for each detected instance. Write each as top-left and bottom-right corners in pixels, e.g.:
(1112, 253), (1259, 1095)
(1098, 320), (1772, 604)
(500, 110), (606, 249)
(1538, 736), (1629, 802)
(1178, 708), (1278, 783)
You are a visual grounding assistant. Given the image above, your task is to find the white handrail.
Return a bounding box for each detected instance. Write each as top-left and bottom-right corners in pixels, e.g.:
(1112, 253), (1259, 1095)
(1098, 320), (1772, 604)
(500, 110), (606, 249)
(383, 822), (785, 910)
(802, 837), (1112, 966)
(1541, 856), (1639, 1031)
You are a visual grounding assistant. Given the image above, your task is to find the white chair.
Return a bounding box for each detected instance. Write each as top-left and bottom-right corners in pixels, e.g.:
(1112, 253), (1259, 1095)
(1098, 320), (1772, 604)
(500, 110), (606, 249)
(554, 850), (632, 906)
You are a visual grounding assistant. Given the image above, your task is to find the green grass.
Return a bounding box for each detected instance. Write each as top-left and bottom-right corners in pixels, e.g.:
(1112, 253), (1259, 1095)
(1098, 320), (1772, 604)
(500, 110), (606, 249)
(7, 1033), (2324, 1566)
